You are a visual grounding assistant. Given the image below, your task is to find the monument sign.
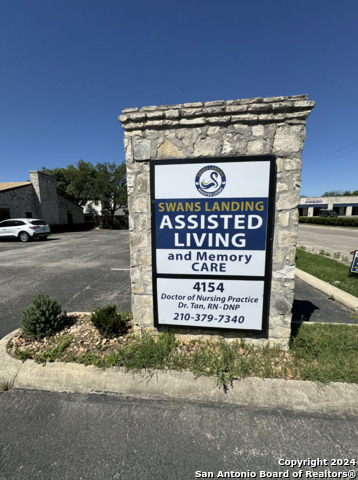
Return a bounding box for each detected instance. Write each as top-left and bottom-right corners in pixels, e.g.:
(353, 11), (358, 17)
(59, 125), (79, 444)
(119, 95), (315, 347)
(151, 156), (275, 333)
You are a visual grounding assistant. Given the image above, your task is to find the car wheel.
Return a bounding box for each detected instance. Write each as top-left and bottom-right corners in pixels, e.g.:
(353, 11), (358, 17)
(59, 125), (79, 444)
(18, 232), (30, 242)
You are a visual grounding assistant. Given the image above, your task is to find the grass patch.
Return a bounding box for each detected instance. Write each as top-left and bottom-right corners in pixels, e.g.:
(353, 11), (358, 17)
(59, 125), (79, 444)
(10, 322), (358, 388)
(35, 335), (74, 364)
(296, 248), (358, 298)
(290, 323), (358, 383)
(116, 331), (178, 372)
(0, 379), (13, 392)
(111, 331), (303, 389)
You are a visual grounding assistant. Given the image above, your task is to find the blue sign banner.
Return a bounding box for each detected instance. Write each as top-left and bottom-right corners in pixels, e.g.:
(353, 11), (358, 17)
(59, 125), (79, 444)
(155, 197), (268, 251)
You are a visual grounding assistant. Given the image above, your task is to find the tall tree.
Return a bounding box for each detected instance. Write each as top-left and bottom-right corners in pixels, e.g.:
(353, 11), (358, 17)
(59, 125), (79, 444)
(322, 190), (343, 197)
(322, 190), (358, 197)
(65, 160), (98, 206)
(95, 162), (127, 220)
(41, 167), (71, 198)
(43, 161), (97, 206)
(43, 160), (127, 218)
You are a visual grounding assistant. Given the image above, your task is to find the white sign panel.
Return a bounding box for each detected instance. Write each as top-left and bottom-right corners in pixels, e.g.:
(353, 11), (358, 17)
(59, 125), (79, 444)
(155, 161), (270, 199)
(151, 157), (275, 333)
(157, 278), (264, 330)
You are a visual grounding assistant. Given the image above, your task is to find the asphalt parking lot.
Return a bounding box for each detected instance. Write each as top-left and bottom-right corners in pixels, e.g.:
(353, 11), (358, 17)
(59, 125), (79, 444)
(0, 229), (131, 339)
(1, 228), (355, 340)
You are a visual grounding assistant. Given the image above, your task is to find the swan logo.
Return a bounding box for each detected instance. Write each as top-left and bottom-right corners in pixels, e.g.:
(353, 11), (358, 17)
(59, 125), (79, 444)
(195, 165), (226, 197)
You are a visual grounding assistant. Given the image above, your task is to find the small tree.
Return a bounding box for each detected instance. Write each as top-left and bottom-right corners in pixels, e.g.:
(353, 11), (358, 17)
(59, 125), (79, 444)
(20, 294), (67, 340)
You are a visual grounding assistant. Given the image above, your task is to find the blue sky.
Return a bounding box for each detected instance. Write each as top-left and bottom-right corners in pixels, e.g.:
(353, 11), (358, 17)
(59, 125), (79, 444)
(1, 0), (357, 196)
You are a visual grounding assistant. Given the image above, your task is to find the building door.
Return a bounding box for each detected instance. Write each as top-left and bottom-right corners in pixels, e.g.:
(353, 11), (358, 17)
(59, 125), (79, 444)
(67, 210), (73, 225)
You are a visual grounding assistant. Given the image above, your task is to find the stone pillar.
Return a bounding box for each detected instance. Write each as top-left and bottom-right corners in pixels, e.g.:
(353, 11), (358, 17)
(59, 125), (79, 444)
(119, 95), (315, 347)
(30, 170), (60, 224)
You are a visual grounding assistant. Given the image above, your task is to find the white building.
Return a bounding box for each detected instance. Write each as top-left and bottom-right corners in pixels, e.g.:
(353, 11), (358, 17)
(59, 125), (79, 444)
(83, 200), (128, 218)
(299, 196), (358, 217)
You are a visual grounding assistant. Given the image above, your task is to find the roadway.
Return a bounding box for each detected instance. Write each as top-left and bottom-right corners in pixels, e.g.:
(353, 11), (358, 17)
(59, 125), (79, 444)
(298, 223), (358, 260)
(1, 388), (356, 480)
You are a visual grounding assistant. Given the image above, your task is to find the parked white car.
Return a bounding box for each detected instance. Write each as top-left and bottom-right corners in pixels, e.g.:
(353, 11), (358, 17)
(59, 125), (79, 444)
(0, 218), (51, 242)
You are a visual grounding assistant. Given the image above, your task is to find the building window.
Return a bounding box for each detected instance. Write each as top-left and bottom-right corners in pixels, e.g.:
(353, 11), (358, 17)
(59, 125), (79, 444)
(25, 212), (32, 218)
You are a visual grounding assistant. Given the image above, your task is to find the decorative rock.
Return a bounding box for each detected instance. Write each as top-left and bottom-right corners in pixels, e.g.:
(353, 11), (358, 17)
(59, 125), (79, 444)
(133, 139), (151, 160)
(194, 137), (221, 157)
(273, 125), (305, 155)
(157, 140), (185, 159)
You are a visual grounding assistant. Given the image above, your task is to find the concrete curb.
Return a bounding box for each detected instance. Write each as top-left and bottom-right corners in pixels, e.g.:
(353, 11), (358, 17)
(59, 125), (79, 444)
(1, 330), (358, 415)
(1, 273), (357, 414)
(295, 268), (358, 312)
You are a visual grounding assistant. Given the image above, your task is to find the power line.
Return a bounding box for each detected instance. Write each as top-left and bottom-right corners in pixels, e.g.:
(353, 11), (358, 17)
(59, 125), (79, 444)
(303, 140), (358, 169)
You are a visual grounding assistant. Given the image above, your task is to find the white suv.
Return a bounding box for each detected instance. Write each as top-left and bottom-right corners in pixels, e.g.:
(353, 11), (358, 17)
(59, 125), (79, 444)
(0, 218), (51, 242)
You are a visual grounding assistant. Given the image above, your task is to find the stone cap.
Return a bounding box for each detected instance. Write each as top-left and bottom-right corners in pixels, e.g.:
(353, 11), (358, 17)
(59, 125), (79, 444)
(119, 95), (315, 131)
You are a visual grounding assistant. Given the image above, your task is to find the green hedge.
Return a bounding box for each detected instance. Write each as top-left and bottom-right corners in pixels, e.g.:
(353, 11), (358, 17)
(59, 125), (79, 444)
(299, 216), (358, 227)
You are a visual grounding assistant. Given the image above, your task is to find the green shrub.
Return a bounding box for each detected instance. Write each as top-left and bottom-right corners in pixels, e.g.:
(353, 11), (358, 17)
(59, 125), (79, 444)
(91, 305), (129, 338)
(20, 294), (67, 340)
(299, 216), (358, 227)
